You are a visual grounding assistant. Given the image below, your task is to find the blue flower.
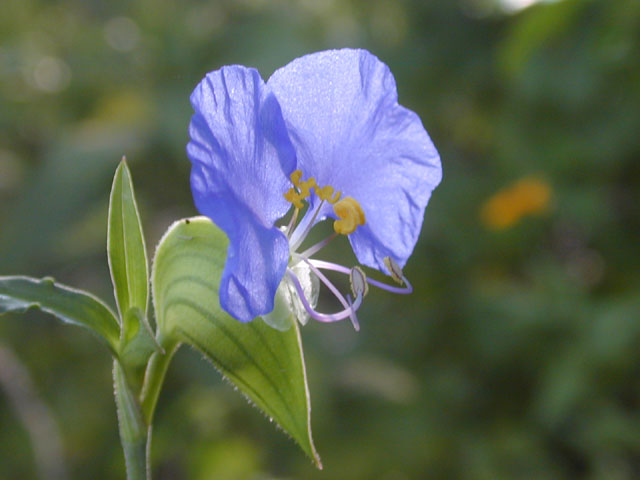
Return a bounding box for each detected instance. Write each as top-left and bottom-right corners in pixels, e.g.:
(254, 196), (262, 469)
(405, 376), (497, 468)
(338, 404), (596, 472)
(187, 49), (441, 327)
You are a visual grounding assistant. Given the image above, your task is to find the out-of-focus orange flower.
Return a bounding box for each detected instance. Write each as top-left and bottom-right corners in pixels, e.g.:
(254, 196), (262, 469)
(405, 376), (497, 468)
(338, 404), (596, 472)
(480, 177), (552, 230)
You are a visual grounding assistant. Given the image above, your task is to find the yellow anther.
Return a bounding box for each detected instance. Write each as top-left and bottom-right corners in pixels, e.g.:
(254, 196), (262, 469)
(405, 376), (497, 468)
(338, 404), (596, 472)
(285, 171), (316, 208)
(290, 169), (303, 187)
(333, 197), (365, 235)
(298, 177), (316, 198)
(316, 185), (342, 204)
(285, 171), (344, 211)
(284, 188), (304, 209)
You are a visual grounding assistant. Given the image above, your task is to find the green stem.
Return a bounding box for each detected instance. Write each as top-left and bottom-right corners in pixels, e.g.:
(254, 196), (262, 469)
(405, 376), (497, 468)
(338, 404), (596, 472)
(114, 360), (148, 480)
(140, 335), (179, 426)
(114, 334), (178, 479)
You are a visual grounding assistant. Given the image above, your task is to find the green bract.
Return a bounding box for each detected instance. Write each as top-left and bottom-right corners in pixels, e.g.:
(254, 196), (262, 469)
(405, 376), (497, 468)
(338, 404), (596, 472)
(152, 216), (321, 467)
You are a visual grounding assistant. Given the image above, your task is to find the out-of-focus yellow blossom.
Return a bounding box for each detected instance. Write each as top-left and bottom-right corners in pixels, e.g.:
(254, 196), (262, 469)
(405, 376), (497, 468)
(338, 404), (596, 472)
(481, 177), (552, 229)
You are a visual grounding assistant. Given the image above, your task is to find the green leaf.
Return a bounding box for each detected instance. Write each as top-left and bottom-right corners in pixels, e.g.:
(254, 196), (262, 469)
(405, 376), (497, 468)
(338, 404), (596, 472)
(152, 217), (322, 468)
(107, 157), (149, 319)
(0, 276), (120, 353)
(120, 307), (163, 368)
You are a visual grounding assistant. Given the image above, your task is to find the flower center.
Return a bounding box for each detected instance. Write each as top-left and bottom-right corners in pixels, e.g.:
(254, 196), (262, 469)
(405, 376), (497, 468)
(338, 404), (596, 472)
(284, 170), (365, 236)
(264, 169), (411, 331)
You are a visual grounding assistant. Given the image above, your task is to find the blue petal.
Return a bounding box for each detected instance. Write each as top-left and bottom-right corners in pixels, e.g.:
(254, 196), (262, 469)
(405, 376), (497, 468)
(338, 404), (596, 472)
(268, 49), (441, 272)
(187, 66), (296, 321)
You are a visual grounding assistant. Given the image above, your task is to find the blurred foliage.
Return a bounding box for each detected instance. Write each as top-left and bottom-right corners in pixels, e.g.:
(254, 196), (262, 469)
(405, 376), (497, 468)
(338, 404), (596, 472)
(1, 0), (639, 478)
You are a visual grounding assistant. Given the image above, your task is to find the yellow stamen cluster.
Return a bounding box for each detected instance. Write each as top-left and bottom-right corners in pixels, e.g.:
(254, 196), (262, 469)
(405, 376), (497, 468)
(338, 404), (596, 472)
(283, 169), (366, 235)
(284, 169), (342, 208)
(315, 185), (341, 203)
(284, 170), (321, 209)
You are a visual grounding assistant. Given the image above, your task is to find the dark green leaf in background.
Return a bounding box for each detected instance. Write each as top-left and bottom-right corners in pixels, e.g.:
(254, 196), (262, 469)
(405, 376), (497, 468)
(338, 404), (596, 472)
(0, 276), (120, 353)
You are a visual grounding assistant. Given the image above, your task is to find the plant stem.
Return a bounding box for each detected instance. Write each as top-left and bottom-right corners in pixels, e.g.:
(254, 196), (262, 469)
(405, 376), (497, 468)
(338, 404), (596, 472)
(114, 334), (178, 480)
(114, 360), (148, 480)
(140, 336), (179, 425)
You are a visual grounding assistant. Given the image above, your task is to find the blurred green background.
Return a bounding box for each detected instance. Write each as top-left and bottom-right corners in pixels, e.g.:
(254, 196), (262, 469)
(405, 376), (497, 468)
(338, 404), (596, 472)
(1, 0), (639, 478)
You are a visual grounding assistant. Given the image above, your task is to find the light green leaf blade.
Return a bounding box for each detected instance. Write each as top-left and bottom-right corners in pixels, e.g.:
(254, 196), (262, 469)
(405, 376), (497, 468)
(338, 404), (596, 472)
(0, 276), (120, 353)
(107, 158), (149, 319)
(152, 217), (321, 468)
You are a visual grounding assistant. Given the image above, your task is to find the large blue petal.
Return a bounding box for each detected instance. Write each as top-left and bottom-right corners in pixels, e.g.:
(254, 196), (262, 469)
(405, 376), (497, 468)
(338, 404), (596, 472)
(187, 66), (296, 322)
(268, 49), (441, 272)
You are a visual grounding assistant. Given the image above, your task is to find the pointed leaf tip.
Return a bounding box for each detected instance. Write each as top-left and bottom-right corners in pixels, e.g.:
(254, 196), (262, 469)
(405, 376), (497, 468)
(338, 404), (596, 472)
(152, 216), (321, 467)
(107, 158), (149, 322)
